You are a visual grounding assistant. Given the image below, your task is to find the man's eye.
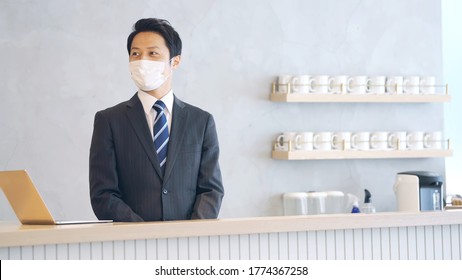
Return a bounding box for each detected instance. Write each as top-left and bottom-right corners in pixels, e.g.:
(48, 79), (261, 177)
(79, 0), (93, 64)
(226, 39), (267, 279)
(131, 52), (139, 56)
(149, 52), (158, 56)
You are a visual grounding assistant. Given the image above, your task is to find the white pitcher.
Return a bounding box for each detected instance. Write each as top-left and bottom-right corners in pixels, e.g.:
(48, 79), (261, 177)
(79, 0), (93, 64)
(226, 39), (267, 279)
(325, 191), (360, 214)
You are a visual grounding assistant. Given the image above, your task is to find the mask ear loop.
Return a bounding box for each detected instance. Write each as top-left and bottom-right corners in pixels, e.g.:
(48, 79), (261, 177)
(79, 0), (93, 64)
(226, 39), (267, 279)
(162, 57), (176, 81)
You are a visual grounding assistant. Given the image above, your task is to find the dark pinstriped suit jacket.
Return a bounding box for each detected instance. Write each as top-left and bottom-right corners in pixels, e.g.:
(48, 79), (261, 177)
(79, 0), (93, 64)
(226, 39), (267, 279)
(89, 93), (224, 222)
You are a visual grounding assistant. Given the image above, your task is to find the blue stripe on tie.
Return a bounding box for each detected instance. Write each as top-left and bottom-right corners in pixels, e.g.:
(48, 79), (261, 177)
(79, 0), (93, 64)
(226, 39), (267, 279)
(153, 122), (168, 140)
(154, 112), (164, 124)
(156, 137), (169, 154)
(153, 100), (169, 174)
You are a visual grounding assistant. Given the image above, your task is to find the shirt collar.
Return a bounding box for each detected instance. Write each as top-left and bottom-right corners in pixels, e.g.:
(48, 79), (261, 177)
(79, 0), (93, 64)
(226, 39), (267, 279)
(137, 89), (174, 115)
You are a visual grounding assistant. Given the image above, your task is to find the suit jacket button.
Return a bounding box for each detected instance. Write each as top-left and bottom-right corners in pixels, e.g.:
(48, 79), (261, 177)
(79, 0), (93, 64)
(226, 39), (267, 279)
(162, 189), (168, 195)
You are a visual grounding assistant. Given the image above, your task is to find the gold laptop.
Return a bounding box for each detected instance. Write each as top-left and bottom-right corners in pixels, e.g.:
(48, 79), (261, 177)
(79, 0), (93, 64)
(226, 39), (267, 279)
(0, 170), (112, 225)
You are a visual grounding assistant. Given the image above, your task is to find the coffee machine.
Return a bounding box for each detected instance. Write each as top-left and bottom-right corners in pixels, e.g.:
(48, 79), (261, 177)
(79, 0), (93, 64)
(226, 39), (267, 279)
(393, 171), (443, 212)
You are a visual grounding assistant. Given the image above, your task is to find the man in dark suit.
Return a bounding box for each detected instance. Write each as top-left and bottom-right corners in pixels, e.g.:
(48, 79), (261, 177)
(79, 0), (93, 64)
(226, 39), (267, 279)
(89, 18), (224, 222)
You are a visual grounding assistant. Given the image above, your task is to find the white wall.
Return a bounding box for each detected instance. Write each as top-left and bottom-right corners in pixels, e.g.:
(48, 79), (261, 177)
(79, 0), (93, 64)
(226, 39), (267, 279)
(0, 0), (446, 220)
(442, 0), (462, 197)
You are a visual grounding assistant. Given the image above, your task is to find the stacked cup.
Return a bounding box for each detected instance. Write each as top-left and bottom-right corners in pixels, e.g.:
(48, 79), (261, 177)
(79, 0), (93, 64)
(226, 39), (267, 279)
(274, 131), (445, 151)
(275, 75), (439, 95)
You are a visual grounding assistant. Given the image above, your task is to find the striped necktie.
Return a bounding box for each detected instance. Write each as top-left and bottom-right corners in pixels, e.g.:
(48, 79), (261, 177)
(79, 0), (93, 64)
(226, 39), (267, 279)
(153, 100), (169, 174)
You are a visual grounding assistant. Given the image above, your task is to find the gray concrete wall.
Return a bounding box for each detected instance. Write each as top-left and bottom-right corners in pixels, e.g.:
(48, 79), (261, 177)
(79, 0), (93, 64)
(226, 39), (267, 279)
(0, 0), (445, 220)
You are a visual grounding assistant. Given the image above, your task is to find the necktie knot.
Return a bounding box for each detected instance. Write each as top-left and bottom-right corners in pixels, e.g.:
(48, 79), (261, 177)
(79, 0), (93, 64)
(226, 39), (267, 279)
(153, 100), (166, 113)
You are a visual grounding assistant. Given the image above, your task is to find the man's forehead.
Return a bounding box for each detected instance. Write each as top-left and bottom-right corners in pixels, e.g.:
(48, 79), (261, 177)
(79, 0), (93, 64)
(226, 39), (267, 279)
(131, 32), (167, 48)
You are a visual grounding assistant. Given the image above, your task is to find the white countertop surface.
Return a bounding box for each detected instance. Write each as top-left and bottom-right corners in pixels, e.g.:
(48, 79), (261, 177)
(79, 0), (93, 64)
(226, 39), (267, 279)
(1, 211), (462, 247)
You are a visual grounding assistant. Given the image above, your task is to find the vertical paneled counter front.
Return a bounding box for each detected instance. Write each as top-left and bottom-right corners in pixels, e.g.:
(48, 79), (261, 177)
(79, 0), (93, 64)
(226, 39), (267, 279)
(1, 211), (461, 260)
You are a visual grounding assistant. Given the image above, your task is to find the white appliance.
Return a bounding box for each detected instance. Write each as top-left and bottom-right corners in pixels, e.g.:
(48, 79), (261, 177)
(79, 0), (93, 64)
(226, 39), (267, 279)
(393, 171), (443, 212)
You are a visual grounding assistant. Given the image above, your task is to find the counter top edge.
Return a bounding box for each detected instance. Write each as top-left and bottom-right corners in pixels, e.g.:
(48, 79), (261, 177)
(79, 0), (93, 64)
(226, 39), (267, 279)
(1, 211), (461, 247)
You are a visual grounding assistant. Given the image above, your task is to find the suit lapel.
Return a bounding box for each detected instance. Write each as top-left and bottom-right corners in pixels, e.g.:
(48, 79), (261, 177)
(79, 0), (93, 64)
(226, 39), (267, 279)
(125, 94), (163, 178)
(163, 96), (187, 184)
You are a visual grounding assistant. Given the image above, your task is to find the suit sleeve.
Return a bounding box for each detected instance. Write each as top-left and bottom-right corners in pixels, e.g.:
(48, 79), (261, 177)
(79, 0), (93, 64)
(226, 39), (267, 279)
(89, 111), (144, 222)
(190, 114), (224, 219)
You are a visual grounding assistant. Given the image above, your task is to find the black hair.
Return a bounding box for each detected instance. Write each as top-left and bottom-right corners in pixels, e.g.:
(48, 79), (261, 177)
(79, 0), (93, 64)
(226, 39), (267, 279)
(126, 18), (182, 59)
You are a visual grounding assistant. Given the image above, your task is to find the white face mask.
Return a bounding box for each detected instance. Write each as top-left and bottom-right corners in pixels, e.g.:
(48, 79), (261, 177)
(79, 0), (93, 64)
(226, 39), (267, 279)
(129, 59), (172, 91)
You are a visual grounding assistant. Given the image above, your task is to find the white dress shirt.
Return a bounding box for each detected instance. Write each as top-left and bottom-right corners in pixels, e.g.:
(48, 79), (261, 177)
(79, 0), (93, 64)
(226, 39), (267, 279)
(137, 89), (174, 140)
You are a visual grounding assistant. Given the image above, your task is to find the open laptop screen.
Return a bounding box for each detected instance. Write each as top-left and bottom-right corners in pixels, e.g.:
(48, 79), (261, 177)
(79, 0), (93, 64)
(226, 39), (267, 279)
(0, 170), (111, 225)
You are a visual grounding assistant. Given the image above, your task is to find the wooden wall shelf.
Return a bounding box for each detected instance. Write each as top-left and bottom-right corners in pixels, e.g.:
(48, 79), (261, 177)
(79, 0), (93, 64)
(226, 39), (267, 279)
(271, 149), (453, 160)
(269, 93), (451, 103)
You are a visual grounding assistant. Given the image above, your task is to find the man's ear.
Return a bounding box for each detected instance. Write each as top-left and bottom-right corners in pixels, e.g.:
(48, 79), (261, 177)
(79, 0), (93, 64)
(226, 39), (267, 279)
(172, 55), (181, 69)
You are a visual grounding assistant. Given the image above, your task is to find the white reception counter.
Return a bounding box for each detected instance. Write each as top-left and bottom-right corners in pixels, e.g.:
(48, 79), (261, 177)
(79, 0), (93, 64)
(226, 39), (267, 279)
(1, 211), (461, 260)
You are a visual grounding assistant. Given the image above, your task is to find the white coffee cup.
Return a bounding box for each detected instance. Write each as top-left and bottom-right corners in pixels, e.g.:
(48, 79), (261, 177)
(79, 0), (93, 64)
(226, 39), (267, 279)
(388, 131), (407, 150)
(313, 132), (333, 151)
(367, 76), (387, 94)
(386, 76), (404, 94)
(332, 132), (351, 150)
(291, 75), (311, 94)
(310, 75), (329, 94)
(351, 132), (370, 150)
(276, 132), (297, 151)
(295, 132), (314, 151)
(423, 131), (443, 149)
(406, 131), (424, 150)
(370, 131), (389, 150)
(307, 192), (327, 215)
(420, 76), (436, 94)
(347, 76), (368, 94)
(278, 75), (292, 94)
(328, 75), (349, 94)
(283, 192), (308, 216)
(403, 76), (420, 95)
